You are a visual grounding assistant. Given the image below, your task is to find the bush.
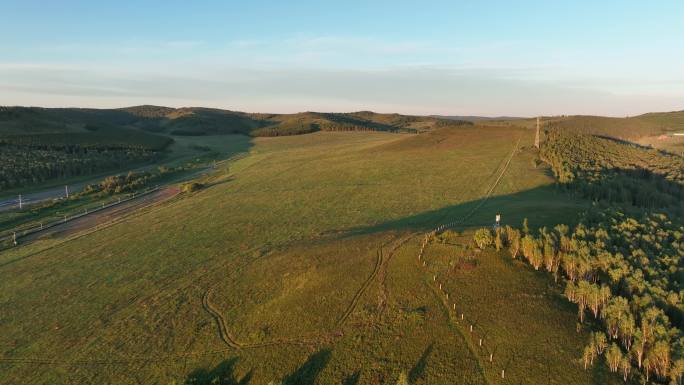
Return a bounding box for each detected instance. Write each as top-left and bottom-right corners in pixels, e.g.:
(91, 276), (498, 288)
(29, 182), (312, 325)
(182, 182), (204, 193)
(436, 229), (460, 244)
(473, 228), (493, 249)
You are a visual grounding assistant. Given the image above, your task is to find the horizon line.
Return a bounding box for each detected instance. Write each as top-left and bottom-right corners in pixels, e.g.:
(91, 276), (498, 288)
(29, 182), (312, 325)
(2, 103), (683, 119)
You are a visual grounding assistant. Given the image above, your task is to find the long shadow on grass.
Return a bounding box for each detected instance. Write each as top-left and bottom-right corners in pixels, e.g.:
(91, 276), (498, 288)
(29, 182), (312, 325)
(347, 184), (586, 238)
(185, 357), (253, 385)
(409, 343), (433, 383)
(283, 349), (332, 385)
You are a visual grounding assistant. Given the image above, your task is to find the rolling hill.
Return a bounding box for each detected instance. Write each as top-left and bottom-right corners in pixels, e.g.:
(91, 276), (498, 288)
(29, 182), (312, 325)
(0, 124), (626, 385)
(5, 105), (683, 141)
(494, 110), (684, 143)
(0, 105), (474, 139)
(0, 105), (682, 384)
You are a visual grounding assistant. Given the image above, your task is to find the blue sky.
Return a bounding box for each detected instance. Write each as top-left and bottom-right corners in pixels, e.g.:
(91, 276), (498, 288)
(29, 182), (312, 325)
(1, 0), (683, 116)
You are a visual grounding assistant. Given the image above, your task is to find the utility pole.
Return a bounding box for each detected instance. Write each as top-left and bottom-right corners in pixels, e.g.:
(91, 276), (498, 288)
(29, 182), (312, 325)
(18, 194), (22, 209)
(534, 116), (541, 149)
(65, 185), (69, 199)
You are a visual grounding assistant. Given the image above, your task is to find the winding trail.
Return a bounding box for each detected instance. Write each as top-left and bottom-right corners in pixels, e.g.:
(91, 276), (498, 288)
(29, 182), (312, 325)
(335, 248), (384, 327)
(202, 287), (338, 349)
(336, 233), (416, 327)
(202, 288), (243, 349)
(200, 233), (417, 350)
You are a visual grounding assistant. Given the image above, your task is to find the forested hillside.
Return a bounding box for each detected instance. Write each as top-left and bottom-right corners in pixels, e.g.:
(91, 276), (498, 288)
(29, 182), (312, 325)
(541, 129), (683, 209)
(473, 126), (684, 384)
(0, 108), (173, 191)
(1, 105), (469, 138)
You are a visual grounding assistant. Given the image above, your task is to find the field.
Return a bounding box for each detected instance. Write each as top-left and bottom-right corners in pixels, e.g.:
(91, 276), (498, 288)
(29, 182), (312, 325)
(635, 134), (684, 155)
(0, 127), (622, 384)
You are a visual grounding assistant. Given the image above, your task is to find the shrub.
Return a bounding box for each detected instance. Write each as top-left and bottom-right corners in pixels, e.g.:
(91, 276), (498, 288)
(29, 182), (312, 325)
(182, 182), (204, 193)
(473, 228), (493, 249)
(436, 229), (459, 244)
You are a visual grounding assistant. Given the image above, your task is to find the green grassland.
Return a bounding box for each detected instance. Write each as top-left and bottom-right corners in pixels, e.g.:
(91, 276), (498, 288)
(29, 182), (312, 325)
(422, 234), (617, 385)
(0, 126), (622, 384)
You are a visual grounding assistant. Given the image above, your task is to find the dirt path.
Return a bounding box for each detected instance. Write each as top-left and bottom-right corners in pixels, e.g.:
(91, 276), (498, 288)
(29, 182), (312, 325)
(436, 136), (521, 232)
(417, 135), (522, 385)
(336, 248), (384, 327)
(377, 234), (417, 316)
(201, 234), (414, 350)
(202, 287), (338, 350)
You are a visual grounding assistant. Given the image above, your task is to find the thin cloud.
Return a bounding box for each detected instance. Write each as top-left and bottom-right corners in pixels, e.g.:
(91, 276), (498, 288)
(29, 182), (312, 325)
(1, 63), (682, 116)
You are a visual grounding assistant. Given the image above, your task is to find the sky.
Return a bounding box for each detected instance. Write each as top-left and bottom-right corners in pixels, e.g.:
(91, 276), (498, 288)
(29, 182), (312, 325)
(1, 0), (683, 116)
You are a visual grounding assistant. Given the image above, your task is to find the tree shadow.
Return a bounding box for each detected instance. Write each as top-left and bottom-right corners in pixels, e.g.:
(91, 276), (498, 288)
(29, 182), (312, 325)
(283, 349), (332, 385)
(185, 357), (253, 385)
(342, 184), (588, 239)
(409, 343), (433, 383)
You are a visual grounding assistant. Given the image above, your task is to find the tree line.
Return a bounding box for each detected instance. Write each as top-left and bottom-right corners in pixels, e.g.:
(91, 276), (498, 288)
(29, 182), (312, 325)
(469, 126), (684, 383)
(475, 211), (682, 383)
(540, 129), (683, 211)
(472, 203), (682, 383)
(0, 143), (160, 191)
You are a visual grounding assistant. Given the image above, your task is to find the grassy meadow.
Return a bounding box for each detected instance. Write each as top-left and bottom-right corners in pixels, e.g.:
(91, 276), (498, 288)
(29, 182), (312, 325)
(0, 126), (618, 384)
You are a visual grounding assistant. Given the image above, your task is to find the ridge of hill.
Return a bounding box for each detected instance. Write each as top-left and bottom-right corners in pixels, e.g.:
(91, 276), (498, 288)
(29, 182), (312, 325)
(0, 106), (475, 139)
(3, 105), (683, 140)
(432, 115), (525, 121)
(2, 105), (683, 153)
(493, 110), (684, 139)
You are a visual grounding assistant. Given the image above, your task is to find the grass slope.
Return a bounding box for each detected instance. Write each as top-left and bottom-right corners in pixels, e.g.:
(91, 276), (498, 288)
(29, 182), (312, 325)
(0, 127), (615, 384)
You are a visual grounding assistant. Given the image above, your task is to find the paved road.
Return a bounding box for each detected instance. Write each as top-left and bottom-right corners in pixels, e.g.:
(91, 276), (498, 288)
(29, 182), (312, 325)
(0, 183), (86, 212)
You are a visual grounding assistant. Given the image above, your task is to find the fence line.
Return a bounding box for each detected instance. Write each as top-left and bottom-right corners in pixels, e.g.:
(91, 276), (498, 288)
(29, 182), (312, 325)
(416, 136), (521, 382)
(0, 186), (162, 246)
(0, 151), (251, 247)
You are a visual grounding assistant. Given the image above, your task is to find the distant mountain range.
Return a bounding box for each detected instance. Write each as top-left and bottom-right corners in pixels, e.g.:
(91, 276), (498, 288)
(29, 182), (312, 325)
(1, 105), (682, 142)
